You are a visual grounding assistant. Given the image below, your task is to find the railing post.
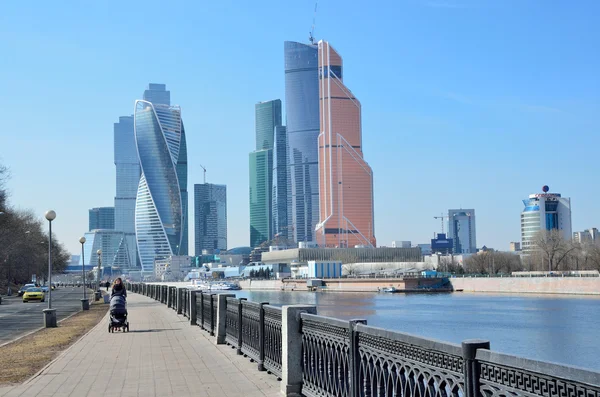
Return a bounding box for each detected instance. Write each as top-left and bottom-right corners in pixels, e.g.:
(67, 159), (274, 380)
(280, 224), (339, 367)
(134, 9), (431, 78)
(216, 293), (236, 344)
(209, 294), (215, 336)
(281, 305), (317, 397)
(349, 319), (367, 397)
(167, 287), (172, 308)
(462, 339), (490, 397)
(200, 293), (205, 328)
(177, 288), (183, 314)
(237, 298), (246, 355)
(190, 290), (197, 325)
(258, 302), (268, 371)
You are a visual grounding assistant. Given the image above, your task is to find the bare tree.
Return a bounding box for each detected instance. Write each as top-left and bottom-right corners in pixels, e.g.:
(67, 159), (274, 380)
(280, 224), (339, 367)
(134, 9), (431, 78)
(533, 230), (578, 271)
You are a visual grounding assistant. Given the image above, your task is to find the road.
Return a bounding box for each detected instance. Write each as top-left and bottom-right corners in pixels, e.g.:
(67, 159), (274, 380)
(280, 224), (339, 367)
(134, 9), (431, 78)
(0, 286), (96, 346)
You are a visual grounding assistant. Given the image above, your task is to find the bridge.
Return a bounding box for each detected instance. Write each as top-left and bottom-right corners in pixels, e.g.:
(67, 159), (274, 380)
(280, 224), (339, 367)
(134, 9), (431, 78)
(3, 283), (598, 397)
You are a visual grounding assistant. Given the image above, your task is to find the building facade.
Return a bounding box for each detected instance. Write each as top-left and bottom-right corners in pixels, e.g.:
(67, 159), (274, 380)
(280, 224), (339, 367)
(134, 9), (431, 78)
(284, 41), (320, 244)
(521, 186), (572, 252)
(509, 242), (521, 252)
(573, 228), (600, 244)
(272, 125), (288, 240)
(114, 115), (140, 269)
(315, 40), (376, 248)
(194, 183), (227, 255)
(249, 100), (282, 247)
(134, 84), (188, 273)
(79, 229), (131, 270)
(447, 209), (476, 254)
(89, 207), (115, 231)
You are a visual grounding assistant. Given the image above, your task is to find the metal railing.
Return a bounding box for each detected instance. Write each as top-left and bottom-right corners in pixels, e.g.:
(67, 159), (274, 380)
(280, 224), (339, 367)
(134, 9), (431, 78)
(125, 282), (600, 397)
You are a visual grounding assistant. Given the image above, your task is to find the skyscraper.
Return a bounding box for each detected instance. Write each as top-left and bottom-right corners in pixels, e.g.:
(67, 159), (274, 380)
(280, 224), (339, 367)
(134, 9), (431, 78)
(194, 183), (227, 254)
(249, 100), (282, 247)
(315, 40), (376, 248)
(284, 41), (320, 244)
(134, 84), (187, 272)
(114, 115), (140, 268)
(272, 125), (288, 240)
(89, 207), (115, 231)
(447, 209), (477, 254)
(521, 186), (572, 252)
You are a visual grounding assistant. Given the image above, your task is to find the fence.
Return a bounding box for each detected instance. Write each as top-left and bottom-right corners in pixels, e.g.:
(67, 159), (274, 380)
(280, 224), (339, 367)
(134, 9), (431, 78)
(125, 282), (600, 397)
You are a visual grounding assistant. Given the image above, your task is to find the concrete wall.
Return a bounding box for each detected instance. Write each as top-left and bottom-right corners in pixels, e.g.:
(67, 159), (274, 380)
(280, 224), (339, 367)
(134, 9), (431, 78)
(450, 277), (600, 295)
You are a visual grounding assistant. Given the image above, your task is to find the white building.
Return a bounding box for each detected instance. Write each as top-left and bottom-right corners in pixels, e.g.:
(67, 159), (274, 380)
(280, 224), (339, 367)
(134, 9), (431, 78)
(447, 209), (476, 254)
(154, 255), (192, 280)
(573, 228), (600, 244)
(521, 186), (572, 252)
(391, 241), (411, 248)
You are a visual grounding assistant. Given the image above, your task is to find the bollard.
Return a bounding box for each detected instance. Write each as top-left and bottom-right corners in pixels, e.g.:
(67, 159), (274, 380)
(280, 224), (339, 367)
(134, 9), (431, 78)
(280, 305), (317, 396)
(215, 293), (235, 344)
(462, 339), (490, 397)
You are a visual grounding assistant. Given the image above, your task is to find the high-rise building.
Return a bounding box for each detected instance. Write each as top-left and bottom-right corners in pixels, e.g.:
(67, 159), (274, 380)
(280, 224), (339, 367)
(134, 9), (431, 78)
(114, 115), (140, 269)
(134, 84), (188, 273)
(79, 229), (131, 271)
(194, 183), (227, 254)
(89, 207), (115, 231)
(315, 40), (375, 248)
(447, 209), (477, 254)
(249, 100), (282, 247)
(521, 186), (572, 252)
(272, 125), (288, 239)
(509, 242), (521, 252)
(573, 228), (600, 244)
(284, 41), (320, 244)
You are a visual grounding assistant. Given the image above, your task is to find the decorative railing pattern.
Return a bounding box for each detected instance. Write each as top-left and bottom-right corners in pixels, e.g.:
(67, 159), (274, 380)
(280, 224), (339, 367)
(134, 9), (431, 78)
(226, 297), (240, 347)
(125, 282), (600, 397)
(263, 305), (283, 378)
(301, 313), (351, 397)
(356, 324), (465, 397)
(476, 349), (600, 397)
(202, 293), (214, 334)
(241, 300), (262, 363)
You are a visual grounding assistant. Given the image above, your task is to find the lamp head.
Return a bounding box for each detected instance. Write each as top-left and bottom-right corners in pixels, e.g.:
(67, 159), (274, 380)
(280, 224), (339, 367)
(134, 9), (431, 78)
(97, 249), (102, 256)
(79, 236), (86, 244)
(45, 210), (56, 221)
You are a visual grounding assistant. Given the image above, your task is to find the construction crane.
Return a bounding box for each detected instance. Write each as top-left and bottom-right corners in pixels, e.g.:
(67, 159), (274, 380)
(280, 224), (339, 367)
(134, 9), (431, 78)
(433, 213), (447, 235)
(309, 1), (318, 44)
(199, 164), (206, 184)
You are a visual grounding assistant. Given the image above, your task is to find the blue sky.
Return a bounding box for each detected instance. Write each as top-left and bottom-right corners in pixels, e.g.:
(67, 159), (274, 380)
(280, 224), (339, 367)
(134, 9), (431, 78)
(1, 0), (598, 255)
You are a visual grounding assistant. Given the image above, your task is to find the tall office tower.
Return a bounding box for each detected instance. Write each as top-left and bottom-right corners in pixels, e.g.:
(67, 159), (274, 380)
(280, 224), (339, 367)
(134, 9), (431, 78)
(249, 100), (282, 247)
(194, 183), (227, 254)
(521, 185), (572, 252)
(114, 115), (140, 268)
(134, 85), (187, 272)
(272, 125), (288, 240)
(284, 41), (320, 244)
(315, 40), (376, 248)
(89, 207), (115, 230)
(447, 209), (477, 254)
(142, 84), (188, 256)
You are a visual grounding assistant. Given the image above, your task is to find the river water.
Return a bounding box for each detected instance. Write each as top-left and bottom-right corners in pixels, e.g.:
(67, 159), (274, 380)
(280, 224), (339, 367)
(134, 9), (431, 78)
(235, 290), (600, 371)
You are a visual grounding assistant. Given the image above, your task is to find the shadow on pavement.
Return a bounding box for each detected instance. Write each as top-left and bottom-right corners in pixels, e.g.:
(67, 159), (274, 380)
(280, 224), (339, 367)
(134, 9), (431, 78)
(127, 329), (180, 333)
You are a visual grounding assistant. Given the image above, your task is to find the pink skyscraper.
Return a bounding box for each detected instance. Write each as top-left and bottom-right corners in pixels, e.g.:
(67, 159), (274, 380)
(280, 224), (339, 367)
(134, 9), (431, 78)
(316, 40), (376, 248)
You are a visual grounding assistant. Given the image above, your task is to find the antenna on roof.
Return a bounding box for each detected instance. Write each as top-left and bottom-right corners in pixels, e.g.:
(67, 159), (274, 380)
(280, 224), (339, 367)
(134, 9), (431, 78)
(309, 1), (318, 44)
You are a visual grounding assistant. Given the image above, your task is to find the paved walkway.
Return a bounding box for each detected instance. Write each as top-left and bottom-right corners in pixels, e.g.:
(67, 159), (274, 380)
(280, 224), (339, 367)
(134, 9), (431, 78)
(0, 293), (281, 397)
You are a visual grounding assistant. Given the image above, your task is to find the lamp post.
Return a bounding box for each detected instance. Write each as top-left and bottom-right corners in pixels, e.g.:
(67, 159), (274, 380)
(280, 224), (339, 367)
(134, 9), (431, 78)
(43, 210), (57, 328)
(96, 249), (102, 300)
(80, 237), (89, 310)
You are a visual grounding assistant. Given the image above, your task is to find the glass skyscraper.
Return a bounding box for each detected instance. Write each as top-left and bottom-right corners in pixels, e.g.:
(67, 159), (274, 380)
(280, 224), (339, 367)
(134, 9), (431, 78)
(79, 229), (131, 271)
(284, 41), (320, 244)
(114, 115), (140, 269)
(316, 40), (376, 248)
(249, 100), (282, 247)
(134, 84), (188, 272)
(194, 183), (227, 254)
(448, 209), (477, 254)
(521, 187), (572, 252)
(89, 207), (115, 231)
(272, 125), (288, 240)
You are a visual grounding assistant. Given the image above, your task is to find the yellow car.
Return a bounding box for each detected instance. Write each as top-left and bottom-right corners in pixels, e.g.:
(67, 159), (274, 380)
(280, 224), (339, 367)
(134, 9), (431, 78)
(23, 287), (45, 303)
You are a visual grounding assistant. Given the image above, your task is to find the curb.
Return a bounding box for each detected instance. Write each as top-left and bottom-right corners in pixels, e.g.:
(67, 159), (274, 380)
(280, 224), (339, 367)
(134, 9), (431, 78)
(22, 304), (110, 385)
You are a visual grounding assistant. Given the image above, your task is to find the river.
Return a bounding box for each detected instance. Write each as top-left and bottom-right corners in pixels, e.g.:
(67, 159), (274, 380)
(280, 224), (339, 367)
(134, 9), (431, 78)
(234, 290), (600, 371)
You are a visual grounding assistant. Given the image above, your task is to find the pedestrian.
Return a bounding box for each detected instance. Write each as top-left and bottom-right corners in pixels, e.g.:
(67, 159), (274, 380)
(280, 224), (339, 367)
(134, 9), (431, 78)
(105, 280), (110, 291)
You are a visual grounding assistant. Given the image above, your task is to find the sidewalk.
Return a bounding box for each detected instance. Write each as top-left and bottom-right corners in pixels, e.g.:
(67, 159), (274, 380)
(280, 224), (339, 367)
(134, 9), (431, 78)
(0, 293), (281, 397)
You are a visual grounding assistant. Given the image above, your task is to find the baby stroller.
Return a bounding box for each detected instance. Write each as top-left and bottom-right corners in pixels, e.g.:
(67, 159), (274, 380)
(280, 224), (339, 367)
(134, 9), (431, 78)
(108, 294), (129, 333)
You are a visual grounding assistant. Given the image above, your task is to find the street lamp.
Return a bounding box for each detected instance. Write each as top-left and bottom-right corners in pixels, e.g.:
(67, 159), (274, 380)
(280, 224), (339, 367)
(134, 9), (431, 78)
(43, 210), (57, 328)
(79, 237), (89, 310)
(96, 249), (102, 297)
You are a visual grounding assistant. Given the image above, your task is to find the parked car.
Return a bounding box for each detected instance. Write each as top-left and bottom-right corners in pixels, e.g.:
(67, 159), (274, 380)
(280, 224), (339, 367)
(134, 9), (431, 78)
(18, 284), (37, 296)
(41, 285), (49, 292)
(23, 287), (45, 303)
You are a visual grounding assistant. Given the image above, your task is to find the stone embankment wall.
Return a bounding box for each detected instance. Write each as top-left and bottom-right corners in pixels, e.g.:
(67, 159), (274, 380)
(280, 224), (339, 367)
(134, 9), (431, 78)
(449, 277), (600, 295)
